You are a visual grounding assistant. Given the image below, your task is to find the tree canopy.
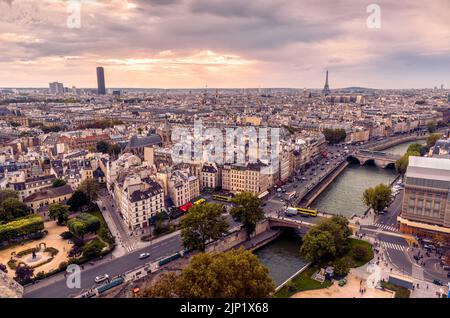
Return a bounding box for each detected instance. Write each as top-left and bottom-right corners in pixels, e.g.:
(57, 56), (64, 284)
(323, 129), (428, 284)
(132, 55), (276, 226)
(67, 190), (90, 212)
(48, 204), (70, 225)
(427, 133), (443, 148)
(363, 183), (392, 213)
(322, 128), (347, 145)
(67, 213), (100, 239)
(230, 192), (265, 239)
(52, 179), (67, 188)
(0, 198), (31, 222)
(180, 203), (229, 252)
(143, 248), (275, 298)
(300, 228), (336, 262)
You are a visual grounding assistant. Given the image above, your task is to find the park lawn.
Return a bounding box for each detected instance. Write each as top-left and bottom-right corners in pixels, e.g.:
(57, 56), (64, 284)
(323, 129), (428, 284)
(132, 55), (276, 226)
(380, 281), (410, 298)
(88, 208), (115, 246)
(340, 238), (374, 268)
(274, 266), (333, 298)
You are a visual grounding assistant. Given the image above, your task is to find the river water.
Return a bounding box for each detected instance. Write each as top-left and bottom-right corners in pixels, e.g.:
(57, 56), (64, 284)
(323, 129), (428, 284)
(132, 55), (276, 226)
(254, 232), (306, 286)
(256, 140), (422, 285)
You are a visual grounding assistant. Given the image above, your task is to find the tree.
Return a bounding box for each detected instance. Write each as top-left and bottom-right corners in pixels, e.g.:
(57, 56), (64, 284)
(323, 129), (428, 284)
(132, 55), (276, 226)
(96, 140), (110, 154)
(78, 179), (99, 203)
(15, 264), (34, 285)
(322, 128), (347, 145)
(316, 216), (351, 255)
(0, 198), (31, 222)
(0, 190), (18, 204)
(427, 133), (443, 148)
(427, 121), (437, 133)
(363, 183), (392, 214)
(67, 190), (89, 212)
(407, 143), (424, 155)
(230, 192), (264, 239)
(352, 245), (369, 262)
(395, 150), (420, 175)
(82, 240), (104, 259)
(52, 179), (67, 188)
(300, 228), (336, 262)
(143, 248), (275, 298)
(333, 259), (350, 277)
(48, 204), (70, 225)
(67, 213), (101, 239)
(143, 272), (179, 298)
(108, 143), (121, 157)
(181, 203), (229, 252)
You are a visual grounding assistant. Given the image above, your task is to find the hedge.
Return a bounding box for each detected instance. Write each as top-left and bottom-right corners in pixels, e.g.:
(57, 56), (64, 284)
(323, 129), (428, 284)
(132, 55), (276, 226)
(0, 215), (44, 243)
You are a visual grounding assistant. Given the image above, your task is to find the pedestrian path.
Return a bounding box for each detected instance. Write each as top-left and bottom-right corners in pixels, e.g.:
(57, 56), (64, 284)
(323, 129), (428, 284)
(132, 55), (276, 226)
(375, 223), (398, 232)
(380, 241), (408, 252)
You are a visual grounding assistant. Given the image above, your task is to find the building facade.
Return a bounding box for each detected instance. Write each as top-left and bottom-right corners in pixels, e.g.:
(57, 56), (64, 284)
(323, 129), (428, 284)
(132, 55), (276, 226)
(399, 156), (450, 240)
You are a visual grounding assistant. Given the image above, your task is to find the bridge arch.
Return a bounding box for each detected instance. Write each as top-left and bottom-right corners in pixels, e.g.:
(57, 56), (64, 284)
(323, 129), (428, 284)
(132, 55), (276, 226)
(346, 155), (361, 165)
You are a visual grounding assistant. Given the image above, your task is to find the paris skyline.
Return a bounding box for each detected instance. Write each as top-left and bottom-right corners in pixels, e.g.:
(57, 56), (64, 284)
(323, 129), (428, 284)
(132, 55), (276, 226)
(0, 0), (449, 89)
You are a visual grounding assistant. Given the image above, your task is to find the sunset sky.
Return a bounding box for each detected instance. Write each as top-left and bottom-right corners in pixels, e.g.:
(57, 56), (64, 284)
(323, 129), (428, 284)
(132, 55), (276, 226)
(1, 0), (449, 89)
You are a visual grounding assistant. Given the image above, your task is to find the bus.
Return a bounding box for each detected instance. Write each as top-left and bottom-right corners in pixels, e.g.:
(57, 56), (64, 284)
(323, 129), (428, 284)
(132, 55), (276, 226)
(193, 198), (206, 205)
(286, 207), (318, 217)
(213, 195), (233, 202)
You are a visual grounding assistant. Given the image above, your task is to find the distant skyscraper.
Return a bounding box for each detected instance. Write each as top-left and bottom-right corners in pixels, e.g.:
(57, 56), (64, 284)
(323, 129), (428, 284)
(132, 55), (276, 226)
(96, 67), (106, 95)
(49, 82), (64, 95)
(322, 70), (330, 96)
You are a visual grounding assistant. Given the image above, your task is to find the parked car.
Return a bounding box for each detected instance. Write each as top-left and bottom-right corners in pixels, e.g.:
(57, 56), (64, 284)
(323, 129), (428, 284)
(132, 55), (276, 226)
(432, 279), (444, 286)
(95, 274), (109, 284)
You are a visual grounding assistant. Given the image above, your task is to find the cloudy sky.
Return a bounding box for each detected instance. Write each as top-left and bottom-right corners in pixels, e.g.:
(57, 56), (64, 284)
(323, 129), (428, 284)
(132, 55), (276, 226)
(1, 0), (449, 89)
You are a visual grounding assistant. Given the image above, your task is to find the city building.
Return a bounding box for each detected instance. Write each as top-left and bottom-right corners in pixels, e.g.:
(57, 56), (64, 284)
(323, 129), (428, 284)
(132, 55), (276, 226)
(23, 184), (73, 214)
(49, 82), (64, 95)
(399, 156), (450, 240)
(114, 174), (165, 231)
(221, 162), (269, 195)
(168, 170), (200, 207)
(96, 67), (106, 95)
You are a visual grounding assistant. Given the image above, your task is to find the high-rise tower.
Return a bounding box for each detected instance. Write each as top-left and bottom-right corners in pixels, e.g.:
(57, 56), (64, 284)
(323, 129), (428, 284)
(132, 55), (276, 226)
(96, 67), (106, 95)
(323, 70), (330, 96)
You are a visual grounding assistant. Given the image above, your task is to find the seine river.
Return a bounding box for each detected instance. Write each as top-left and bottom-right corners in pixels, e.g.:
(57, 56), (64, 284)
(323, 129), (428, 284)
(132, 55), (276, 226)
(255, 140), (425, 285)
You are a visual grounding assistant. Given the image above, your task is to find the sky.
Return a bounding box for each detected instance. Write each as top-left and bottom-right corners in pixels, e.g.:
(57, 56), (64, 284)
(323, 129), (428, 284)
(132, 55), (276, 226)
(0, 0), (449, 89)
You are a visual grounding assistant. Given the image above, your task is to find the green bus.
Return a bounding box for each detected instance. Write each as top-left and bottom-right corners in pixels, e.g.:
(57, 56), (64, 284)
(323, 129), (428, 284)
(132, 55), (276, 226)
(213, 195), (233, 202)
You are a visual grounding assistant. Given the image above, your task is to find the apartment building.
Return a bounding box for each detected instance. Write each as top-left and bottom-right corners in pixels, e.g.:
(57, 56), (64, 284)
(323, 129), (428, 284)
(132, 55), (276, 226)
(23, 184), (73, 214)
(114, 174), (165, 231)
(200, 163), (220, 190)
(399, 156), (450, 240)
(2, 172), (56, 199)
(168, 170), (200, 207)
(221, 162), (269, 195)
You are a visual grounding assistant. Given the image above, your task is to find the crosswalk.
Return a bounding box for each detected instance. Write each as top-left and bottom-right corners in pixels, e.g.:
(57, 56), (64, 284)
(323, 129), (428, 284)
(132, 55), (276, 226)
(375, 223), (398, 232)
(380, 241), (408, 252)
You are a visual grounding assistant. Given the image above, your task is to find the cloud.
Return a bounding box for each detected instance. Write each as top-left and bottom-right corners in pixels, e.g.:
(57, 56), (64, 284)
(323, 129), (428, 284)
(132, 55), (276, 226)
(0, 0), (449, 88)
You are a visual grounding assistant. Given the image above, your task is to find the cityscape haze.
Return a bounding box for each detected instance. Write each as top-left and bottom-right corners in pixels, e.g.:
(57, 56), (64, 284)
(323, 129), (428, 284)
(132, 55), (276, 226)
(0, 0), (449, 306)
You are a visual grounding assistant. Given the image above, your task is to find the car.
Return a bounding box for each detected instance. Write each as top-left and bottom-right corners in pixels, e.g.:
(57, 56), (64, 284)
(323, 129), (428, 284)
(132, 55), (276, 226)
(432, 279), (444, 286)
(94, 274), (109, 283)
(139, 252), (150, 260)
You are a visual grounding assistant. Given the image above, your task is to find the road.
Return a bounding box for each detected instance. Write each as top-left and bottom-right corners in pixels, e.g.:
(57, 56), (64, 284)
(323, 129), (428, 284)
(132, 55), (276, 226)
(24, 232), (182, 298)
(25, 213), (241, 298)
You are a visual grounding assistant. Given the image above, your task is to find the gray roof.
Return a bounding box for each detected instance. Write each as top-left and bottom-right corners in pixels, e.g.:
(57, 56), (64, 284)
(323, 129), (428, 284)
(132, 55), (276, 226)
(126, 134), (162, 149)
(406, 156), (450, 182)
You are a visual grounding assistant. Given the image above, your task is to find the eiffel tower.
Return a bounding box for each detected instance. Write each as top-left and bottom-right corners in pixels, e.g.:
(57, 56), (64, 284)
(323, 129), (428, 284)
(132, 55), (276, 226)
(323, 70), (330, 96)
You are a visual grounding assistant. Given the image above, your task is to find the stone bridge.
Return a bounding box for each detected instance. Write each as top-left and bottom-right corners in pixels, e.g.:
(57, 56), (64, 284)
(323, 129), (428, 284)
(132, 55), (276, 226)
(347, 150), (401, 168)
